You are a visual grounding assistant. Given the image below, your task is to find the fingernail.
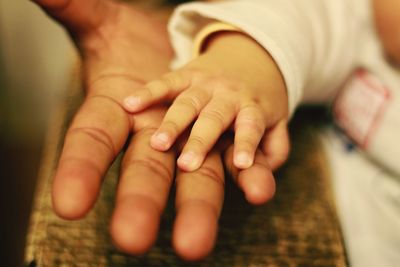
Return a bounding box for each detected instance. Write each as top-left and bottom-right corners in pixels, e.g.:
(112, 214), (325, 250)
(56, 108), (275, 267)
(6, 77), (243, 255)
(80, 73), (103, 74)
(151, 132), (171, 150)
(123, 96), (141, 111)
(178, 151), (200, 171)
(234, 152), (252, 169)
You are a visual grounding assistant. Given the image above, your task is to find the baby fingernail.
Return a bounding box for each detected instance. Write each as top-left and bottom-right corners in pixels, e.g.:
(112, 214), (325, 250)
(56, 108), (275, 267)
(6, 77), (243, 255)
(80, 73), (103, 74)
(178, 152), (200, 171)
(151, 132), (170, 150)
(124, 96), (141, 110)
(235, 152), (252, 168)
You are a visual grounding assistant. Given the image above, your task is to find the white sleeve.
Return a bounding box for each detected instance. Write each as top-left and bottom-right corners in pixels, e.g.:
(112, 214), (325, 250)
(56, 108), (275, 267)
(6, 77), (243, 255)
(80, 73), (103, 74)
(168, 0), (371, 115)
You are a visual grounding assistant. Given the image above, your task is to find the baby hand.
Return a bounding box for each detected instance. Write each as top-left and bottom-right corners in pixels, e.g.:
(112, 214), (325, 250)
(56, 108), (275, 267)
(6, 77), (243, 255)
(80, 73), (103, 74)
(123, 68), (268, 171)
(123, 32), (289, 172)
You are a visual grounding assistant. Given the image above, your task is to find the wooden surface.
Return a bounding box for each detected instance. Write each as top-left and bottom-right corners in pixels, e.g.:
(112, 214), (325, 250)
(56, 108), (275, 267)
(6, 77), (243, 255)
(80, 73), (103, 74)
(24, 77), (347, 267)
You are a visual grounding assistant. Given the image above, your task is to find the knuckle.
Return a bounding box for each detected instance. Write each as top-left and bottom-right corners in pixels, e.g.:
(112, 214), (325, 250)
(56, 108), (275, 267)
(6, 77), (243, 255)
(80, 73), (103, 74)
(136, 126), (158, 137)
(237, 136), (259, 150)
(89, 94), (124, 112)
(236, 106), (265, 134)
(69, 126), (117, 157)
(174, 95), (203, 115)
(211, 76), (242, 93)
(161, 71), (186, 90)
(161, 120), (182, 137)
(123, 157), (173, 184)
(182, 66), (211, 80)
(187, 135), (208, 149)
(236, 118), (265, 136)
(88, 73), (146, 93)
(144, 80), (163, 98)
(194, 166), (225, 187)
(241, 102), (262, 113)
(191, 88), (210, 104)
(176, 164), (225, 188)
(200, 108), (226, 128)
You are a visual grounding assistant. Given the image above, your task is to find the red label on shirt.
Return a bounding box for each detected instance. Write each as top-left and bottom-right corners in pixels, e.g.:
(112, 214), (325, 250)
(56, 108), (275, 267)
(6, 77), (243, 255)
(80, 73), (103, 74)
(333, 69), (391, 148)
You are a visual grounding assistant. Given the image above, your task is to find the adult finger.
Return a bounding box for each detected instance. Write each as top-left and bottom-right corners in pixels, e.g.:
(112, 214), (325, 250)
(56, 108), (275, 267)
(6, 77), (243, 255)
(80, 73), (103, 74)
(31, 0), (115, 35)
(177, 97), (236, 171)
(111, 125), (175, 255)
(224, 146), (276, 205)
(52, 95), (130, 219)
(173, 150), (225, 261)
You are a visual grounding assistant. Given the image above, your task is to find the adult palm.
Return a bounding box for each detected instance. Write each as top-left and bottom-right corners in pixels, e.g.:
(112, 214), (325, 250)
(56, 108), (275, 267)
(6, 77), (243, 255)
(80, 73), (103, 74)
(33, 0), (281, 260)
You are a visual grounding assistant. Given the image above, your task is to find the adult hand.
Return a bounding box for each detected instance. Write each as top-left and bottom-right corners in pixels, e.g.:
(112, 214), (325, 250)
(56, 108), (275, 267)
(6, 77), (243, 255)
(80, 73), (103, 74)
(33, 0), (289, 260)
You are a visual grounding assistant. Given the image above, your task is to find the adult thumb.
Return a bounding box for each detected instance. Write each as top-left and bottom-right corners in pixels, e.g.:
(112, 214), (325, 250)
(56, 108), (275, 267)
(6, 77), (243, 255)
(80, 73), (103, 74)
(31, 0), (116, 35)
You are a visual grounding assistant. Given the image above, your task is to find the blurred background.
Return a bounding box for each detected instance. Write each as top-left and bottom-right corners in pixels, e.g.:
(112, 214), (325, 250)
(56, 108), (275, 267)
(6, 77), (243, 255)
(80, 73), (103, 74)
(0, 1), (76, 266)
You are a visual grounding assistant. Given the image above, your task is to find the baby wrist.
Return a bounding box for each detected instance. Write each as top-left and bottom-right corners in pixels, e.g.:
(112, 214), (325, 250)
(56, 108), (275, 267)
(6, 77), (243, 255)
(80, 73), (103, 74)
(192, 22), (242, 57)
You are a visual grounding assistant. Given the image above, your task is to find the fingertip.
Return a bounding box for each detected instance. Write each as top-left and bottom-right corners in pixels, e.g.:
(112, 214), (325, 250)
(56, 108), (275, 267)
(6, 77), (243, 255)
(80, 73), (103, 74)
(233, 151), (253, 169)
(173, 203), (217, 261)
(150, 132), (172, 151)
(239, 165), (276, 205)
(177, 151), (202, 172)
(244, 182), (275, 205)
(52, 184), (91, 220)
(266, 155), (288, 171)
(123, 96), (142, 112)
(111, 195), (160, 255)
(51, 167), (100, 220)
